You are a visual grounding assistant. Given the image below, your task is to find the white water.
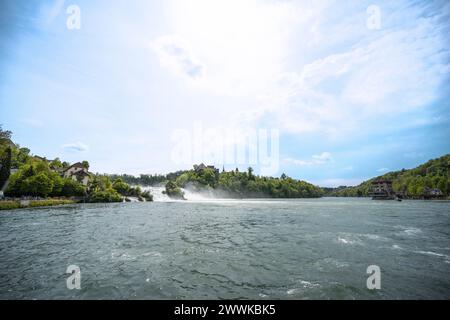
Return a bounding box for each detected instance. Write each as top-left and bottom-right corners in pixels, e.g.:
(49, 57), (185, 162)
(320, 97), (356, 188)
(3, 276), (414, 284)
(141, 186), (170, 202)
(181, 188), (211, 201)
(140, 185), (289, 204)
(125, 197), (141, 202)
(141, 186), (214, 202)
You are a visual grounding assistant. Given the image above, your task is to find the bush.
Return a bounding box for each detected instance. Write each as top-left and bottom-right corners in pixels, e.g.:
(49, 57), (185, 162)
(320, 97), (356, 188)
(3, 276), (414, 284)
(61, 178), (86, 197)
(88, 189), (123, 203)
(22, 173), (54, 197)
(141, 190), (153, 201)
(112, 178), (130, 195)
(164, 181), (185, 199)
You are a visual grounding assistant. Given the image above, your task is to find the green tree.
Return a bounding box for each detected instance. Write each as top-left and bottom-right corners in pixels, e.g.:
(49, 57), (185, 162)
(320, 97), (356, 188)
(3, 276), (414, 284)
(81, 161), (90, 170)
(112, 178), (131, 195)
(10, 147), (30, 168)
(62, 161), (70, 169)
(50, 158), (63, 170)
(61, 178), (86, 197)
(0, 125), (12, 143)
(23, 173), (53, 197)
(0, 146), (12, 190)
(88, 189), (122, 203)
(248, 167), (255, 180)
(164, 180), (185, 199)
(90, 175), (112, 192)
(437, 177), (447, 195)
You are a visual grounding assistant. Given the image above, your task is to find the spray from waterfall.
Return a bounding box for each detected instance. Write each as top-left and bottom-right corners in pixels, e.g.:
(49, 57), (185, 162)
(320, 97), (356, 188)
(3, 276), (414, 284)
(140, 185), (222, 202)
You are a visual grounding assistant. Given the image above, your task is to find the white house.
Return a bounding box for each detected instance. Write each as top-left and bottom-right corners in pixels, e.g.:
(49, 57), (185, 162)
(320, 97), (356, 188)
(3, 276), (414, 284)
(63, 162), (90, 186)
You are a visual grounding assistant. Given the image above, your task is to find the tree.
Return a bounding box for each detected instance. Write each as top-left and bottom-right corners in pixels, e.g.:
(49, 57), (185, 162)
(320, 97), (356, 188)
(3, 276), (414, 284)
(164, 180), (185, 199)
(112, 178), (130, 195)
(62, 161), (70, 169)
(175, 172), (190, 187)
(0, 125), (12, 143)
(0, 146), (11, 190)
(23, 173), (53, 197)
(248, 167), (255, 180)
(88, 189), (122, 203)
(11, 147), (31, 168)
(201, 168), (217, 187)
(437, 177), (447, 195)
(23, 164), (35, 179)
(50, 174), (64, 196)
(81, 161), (90, 170)
(50, 158), (63, 170)
(90, 175), (112, 192)
(61, 178), (86, 197)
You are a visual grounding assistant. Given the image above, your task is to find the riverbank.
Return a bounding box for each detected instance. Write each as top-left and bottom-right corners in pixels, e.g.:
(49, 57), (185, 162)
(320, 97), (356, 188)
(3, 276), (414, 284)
(0, 199), (77, 210)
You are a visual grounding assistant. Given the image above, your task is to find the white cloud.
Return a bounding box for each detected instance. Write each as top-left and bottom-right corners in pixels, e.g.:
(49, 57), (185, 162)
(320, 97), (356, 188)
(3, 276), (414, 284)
(313, 178), (366, 188)
(165, 0), (300, 96)
(285, 152), (333, 166)
(150, 35), (204, 78)
(284, 158), (312, 166)
(312, 152), (333, 164)
(156, 0), (449, 146)
(377, 167), (389, 173)
(249, 2), (450, 139)
(61, 142), (89, 152)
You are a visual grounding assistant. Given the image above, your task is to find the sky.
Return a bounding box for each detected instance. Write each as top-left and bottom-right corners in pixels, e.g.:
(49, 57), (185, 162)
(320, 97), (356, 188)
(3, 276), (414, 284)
(0, 0), (449, 186)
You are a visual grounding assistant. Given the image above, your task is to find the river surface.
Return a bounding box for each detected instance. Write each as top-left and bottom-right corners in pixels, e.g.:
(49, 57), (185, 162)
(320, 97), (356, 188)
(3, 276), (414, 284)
(0, 197), (449, 299)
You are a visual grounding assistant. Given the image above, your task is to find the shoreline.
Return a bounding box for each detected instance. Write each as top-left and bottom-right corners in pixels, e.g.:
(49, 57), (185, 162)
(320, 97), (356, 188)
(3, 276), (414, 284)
(1, 196), (448, 211)
(0, 199), (78, 211)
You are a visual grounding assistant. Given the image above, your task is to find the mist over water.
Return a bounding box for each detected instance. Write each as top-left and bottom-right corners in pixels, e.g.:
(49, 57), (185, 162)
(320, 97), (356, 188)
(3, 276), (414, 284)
(143, 185), (230, 202)
(144, 186), (170, 202)
(0, 198), (449, 299)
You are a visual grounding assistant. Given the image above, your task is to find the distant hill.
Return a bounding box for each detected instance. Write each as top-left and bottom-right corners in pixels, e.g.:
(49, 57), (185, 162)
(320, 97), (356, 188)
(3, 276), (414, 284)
(325, 154), (449, 198)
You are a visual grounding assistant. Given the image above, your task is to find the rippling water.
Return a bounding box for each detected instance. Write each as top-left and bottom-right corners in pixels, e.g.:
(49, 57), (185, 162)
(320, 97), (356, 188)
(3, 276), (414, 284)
(0, 198), (449, 299)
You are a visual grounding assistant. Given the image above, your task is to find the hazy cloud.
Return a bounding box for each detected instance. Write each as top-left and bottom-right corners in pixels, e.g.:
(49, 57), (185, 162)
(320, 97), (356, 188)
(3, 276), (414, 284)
(285, 152), (333, 166)
(61, 142), (89, 152)
(255, 2), (450, 138)
(151, 35), (204, 78)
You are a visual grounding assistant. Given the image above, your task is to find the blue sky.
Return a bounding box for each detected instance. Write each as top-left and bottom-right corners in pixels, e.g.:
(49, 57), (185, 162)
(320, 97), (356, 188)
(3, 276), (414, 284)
(0, 0), (449, 186)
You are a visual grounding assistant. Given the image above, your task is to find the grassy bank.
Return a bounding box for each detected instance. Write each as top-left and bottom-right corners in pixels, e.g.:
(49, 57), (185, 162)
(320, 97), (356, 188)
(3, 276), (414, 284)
(0, 199), (77, 210)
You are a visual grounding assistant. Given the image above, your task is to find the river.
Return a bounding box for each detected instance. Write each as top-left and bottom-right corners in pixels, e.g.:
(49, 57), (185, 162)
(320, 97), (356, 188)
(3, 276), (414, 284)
(0, 197), (449, 299)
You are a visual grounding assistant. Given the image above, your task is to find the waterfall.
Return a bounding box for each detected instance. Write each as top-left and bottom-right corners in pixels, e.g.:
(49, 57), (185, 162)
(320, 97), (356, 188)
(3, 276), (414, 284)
(141, 186), (171, 202)
(140, 185), (210, 202)
(180, 188), (209, 201)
